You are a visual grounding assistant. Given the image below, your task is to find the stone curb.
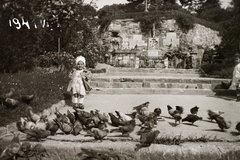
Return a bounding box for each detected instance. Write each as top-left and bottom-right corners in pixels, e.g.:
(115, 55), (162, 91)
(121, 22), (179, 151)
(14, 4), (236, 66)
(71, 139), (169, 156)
(1, 137), (240, 160)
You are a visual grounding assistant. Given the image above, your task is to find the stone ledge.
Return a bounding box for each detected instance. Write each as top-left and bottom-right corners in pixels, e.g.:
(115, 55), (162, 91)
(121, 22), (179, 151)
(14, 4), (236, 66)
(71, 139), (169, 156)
(1, 139), (239, 160)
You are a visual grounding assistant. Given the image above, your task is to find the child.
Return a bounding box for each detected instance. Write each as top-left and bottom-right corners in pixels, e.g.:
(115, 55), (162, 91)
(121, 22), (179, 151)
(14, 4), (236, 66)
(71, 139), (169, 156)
(229, 53), (240, 101)
(67, 56), (92, 109)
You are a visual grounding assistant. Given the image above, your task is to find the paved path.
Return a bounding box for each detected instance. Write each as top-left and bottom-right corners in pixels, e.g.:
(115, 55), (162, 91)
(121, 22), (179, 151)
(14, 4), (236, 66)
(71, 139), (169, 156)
(39, 94), (240, 142)
(1, 94), (240, 160)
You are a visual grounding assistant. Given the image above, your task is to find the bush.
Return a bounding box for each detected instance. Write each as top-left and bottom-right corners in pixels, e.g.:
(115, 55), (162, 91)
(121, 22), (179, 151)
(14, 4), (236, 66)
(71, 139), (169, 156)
(201, 62), (234, 78)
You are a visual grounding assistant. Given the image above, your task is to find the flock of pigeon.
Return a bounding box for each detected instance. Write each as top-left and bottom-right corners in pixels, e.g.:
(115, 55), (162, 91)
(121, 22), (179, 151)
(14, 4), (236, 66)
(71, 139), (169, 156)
(1, 88), (240, 160)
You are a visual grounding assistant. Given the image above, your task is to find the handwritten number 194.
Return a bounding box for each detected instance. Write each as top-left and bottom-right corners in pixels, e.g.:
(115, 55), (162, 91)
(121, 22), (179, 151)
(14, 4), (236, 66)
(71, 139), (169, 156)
(9, 18), (48, 29)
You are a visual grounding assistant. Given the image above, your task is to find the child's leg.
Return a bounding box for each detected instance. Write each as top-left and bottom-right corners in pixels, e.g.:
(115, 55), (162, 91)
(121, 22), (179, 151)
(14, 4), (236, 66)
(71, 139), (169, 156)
(77, 95), (84, 109)
(72, 94), (78, 107)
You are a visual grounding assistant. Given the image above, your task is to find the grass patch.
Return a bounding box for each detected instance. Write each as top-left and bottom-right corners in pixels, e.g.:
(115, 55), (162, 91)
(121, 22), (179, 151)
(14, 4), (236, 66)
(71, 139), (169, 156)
(0, 70), (70, 127)
(154, 134), (224, 145)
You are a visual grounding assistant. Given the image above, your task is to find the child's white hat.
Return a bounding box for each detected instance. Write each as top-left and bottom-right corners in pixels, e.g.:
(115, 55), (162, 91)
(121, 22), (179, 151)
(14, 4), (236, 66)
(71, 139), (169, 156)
(76, 56), (86, 65)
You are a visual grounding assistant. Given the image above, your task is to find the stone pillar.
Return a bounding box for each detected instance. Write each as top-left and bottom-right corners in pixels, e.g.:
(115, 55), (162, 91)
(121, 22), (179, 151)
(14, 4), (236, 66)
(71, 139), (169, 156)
(135, 57), (140, 68)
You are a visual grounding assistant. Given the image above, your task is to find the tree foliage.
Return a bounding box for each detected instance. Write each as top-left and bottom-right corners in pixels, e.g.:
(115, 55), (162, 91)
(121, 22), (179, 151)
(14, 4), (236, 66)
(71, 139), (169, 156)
(0, 0), (101, 73)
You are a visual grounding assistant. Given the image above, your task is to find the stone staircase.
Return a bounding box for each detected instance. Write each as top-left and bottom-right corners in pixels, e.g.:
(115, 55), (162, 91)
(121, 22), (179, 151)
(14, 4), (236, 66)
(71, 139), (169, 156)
(90, 67), (234, 96)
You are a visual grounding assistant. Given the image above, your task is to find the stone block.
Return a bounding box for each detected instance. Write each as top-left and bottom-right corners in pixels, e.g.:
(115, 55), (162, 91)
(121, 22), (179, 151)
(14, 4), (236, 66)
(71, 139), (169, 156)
(97, 82), (112, 88)
(142, 82), (151, 88)
(112, 82), (124, 88)
(124, 82), (142, 88)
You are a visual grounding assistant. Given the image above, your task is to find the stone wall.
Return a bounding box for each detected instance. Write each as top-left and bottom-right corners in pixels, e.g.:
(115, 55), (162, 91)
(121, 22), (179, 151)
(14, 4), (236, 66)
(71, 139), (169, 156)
(105, 19), (221, 68)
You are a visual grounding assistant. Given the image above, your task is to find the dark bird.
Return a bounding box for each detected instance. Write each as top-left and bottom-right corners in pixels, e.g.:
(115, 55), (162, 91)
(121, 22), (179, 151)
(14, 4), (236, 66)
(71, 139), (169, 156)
(153, 108), (162, 117)
(136, 120), (155, 135)
(85, 128), (109, 141)
(61, 113), (70, 123)
(133, 102), (150, 114)
(95, 109), (109, 123)
(31, 144), (49, 160)
(110, 119), (136, 137)
(135, 130), (160, 151)
(97, 120), (107, 130)
(72, 119), (83, 136)
(207, 110), (224, 122)
(236, 122), (240, 133)
(20, 94), (34, 104)
(54, 110), (64, 122)
(22, 128), (51, 141)
(125, 111), (138, 119)
(108, 112), (122, 127)
(46, 120), (59, 135)
(182, 114), (202, 124)
(215, 115), (231, 131)
(0, 88), (15, 101)
(190, 106), (199, 115)
(176, 106), (184, 114)
(26, 106), (40, 123)
(53, 119), (73, 134)
(173, 113), (182, 124)
(84, 118), (96, 130)
(3, 98), (19, 108)
(67, 110), (75, 124)
(0, 132), (21, 160)
(115, 110), (133, 121)
(77, 148), (111, 160)
(167, 105), (177, 117)
(16, 142), (33, 159)
(90, 110), (101, 126)
(137, 114), (157, 125)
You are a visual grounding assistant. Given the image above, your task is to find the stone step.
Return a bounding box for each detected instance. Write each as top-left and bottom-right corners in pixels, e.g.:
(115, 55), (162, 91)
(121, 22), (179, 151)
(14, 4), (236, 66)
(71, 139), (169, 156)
(91, 76), (231, 84)
(106, 72), (201, 77)
(108, 68), (201, 74)
(90, 88), (236, 96)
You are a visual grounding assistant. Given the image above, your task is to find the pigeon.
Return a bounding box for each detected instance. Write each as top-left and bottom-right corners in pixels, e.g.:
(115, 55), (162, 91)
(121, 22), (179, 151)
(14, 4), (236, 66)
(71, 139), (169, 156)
(46, 120), (59, 135)
(67, 110), (75, 124)
(61, 113), (70, 123)
(23, 128), (51, 141)
(0, 132), (21, 160)
(235, 122), (240, 133)
(108, 112), (122, 127)
(176, 106), (184, 114)
(214, 115), (231, 131)
(135, 130), (160, 151)
(0, 88), (15, 101)
(173, 113), (182, 124)
(207, 110), (224, 121)
(167, 105), (178, 117)
(90, 110), (101, 126)
(84, 118), (96, 129)
(54, 110), (64, 122)
(77, 148), (111, 160)
(182, 114), (202, 124)
(153, 108), (162, 116)
(97, 120), (107, 130)
(72, 119), (83, 136)
(133, 102), (150, 114)
(85, 128), (109, 141)
(26, 106), (40, 123)
(137, 114), (157, 125)
(110, 119), (136, 137)
(18, 142), (32, 158)
(53, 119), (73, 134)
(95, 109), (109, 123)
(3, 98), (19, 108)
(115, 110), (133, 121)
(16, 117), (36, 131)
(31, 144), (49, 160)
(20, 94), (34, 104)
(125, 112), (138, 119)
(190, 106), (199, 115)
